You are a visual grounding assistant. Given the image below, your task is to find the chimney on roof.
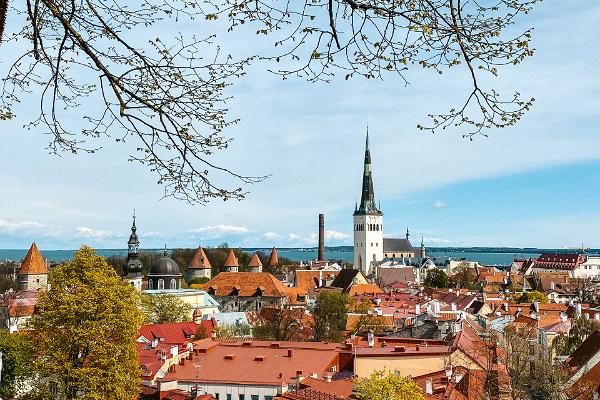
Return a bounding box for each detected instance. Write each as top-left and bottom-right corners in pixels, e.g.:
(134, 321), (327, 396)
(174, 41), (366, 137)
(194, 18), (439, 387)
(455, 372), (463, 383)
(425, 378), (433, 395)
(576, 303), (582, 317)
(287, 349), (293, 358)
(503, 303), (509, 312)
(324, 373), (332, 383)
(318, 214), (325, 261)
(550, 281), (555, 290)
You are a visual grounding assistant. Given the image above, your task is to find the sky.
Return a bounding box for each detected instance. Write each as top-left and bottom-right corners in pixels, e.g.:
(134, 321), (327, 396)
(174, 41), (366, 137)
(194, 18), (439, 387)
(0, 2), (599, 250)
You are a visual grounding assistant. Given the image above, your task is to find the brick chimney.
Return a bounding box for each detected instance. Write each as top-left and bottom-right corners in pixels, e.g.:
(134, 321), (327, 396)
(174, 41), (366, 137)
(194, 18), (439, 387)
(318, 214), (325, 261)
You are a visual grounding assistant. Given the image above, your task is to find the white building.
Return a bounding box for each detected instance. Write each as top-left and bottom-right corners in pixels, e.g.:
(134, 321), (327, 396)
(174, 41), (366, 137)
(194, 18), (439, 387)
(353, 133), (383, 277)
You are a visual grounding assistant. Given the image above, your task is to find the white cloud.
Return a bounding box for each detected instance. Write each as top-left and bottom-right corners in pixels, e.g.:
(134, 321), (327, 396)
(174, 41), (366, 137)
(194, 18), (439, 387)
(288, 233), (302, 241)
(431, 200), (447, 210)
(325, 230), (350, 240)
(423, 236), (455, 246)
(77, 226), (113, 239)
(263, 231), (281, 240)
(141, 231), (161, 238)
(0, 218), (45, 232)
(189, 224), (251, 235)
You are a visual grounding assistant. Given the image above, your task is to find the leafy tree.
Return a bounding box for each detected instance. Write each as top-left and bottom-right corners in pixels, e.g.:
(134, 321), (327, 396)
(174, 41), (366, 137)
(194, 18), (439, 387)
(354, 370), (425, 400)
(350, 315), (388, 335)
(552, 318), (599, 356)
(348, 297), (372, 314)
(31, 246), (142, 400)
(217, 322), (252, 338)
(140, 293), (192, 324)
(516, 290), (548, 304)
(253, 306), (313, 341)
(0, 0), (539, 203)
(313, 291), (347, 342)
(0, 331), (35, 399)
(424, 268), (448, 289)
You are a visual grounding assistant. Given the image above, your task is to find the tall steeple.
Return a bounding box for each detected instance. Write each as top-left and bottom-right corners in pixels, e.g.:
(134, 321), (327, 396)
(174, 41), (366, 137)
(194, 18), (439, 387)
(127, 211), (139, 255)
(355, 128), (382, 216)
(123, 211), (143, 289)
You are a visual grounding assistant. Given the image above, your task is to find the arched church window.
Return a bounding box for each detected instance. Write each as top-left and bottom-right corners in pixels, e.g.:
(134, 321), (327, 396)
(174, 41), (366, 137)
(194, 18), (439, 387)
(148, 280), (153, 290)
(170, 279), (177, 290)
(158, 279), (165, 290)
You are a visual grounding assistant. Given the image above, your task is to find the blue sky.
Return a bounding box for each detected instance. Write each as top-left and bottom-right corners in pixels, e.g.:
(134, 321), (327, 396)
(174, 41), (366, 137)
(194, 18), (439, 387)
(0, 1), (599, 250)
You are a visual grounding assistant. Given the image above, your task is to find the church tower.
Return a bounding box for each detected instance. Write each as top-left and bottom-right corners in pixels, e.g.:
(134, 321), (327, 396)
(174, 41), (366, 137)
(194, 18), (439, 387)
(353, 131), (383, 277)
(122, 213), (144, 290)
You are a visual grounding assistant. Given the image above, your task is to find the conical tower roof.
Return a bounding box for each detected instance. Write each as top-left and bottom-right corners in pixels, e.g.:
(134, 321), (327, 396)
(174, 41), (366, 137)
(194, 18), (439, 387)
(248, 253), (263, 268)
(18, 243), (48, 275)
(189, 246), (212, 270)
(267, 247), (279, 267)
(223, 249), (239, 268)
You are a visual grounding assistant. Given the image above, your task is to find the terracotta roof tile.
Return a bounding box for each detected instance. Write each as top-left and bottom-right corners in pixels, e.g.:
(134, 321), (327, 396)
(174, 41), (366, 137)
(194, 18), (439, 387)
(348, 284), (382, 296)
(248, 253), (263, 268)
(17, 243), (48, 275)
(294, 270), (340, 293)
(223, 250), (239, 268)
(204, 272), (288, 297)
(189, 246), (211, 270)
(267, 247), (279, 267)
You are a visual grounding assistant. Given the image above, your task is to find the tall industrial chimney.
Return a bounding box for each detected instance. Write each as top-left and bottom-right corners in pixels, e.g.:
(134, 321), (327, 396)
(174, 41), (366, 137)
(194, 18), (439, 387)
(318, 213), (325, 261)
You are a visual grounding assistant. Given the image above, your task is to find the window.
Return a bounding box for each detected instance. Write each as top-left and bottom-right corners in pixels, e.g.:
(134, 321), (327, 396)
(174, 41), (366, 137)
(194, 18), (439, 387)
(239, 395), (245, 400)
(215, 395), (220, 400)
(148, 280), (153, 290)
(170, 279), (177, 289)
(227, 395), (232, 400)
(158, 279), (164, 290)
(265, 397), (273, 400)
(251, 396), (259, 400)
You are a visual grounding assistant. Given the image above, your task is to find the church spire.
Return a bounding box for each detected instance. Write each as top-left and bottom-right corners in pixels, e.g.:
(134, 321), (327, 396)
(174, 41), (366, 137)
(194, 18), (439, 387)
(127, 211), (139, 255)
(355, 128), (381, 216)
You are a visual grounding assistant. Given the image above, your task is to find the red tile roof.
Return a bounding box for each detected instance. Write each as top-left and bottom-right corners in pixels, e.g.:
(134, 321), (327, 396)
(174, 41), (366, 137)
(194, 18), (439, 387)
(138, 321), (214, 346)
(268, 247), (279, 267)
(204, 272), (288, 297)
(165, 340), (341, 386)
(348, 284), (382, 296)
(17, 243), (48, 275)
(224, 250), (239, 268)
(294, 270), (340, 293)
(535, 253), (586, 271)
(566, 330), (600, 374)
(248, 253), (263, 268)
(189, 246), (211, 270)
(568, 361), (600, 400)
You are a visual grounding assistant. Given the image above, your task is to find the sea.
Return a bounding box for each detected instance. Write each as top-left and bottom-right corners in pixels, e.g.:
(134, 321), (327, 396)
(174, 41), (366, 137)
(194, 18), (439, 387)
(2, 246), (599, 266)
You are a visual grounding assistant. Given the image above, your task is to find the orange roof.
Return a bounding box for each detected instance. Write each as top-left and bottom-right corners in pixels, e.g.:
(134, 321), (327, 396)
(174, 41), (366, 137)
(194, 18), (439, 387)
(294, 270), (340, 293)
(348, 284), (383, 296)
(223, 250), (239, 268)
(267, 247), (279, 267)
(17, 243), (48, 275)
(248, 253), (263, 268)
(189, 246), (211, 270)
(204, 272), (288, 297)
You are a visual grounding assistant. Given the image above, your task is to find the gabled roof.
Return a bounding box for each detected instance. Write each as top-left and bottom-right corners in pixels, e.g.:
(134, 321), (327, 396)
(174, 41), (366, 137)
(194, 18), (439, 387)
(383, 238), (414, 253)
(138, 321), (214, 346)
(267, 247), (279, 267)
(248, 253), (262, 268)
(189, 246), (211, 270)
(566, 330), (600, 374)
(17, 243), (48, 275)
(348, 284), (382, 296)
(223, 250), (239, 268)
(204, 272), (288, 297)
(330, 269), (362, 291)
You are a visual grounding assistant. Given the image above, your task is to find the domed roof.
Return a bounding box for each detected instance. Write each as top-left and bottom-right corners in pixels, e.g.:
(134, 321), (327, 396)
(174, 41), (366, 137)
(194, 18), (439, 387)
(149, 256), (181, 276)
(123, 257), (143, 274)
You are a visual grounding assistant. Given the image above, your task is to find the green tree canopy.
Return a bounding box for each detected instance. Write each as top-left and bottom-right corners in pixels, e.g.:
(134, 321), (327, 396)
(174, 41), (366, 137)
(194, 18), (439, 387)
(313, 291), (347, 342)
(0, 331), (35, 398)
(32, 246), (143, 400)
(516, 290), (548, 304)
(354, 370), (425, 400)
(140, 293), (192, 324)
(424, 269), (449, 289)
